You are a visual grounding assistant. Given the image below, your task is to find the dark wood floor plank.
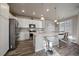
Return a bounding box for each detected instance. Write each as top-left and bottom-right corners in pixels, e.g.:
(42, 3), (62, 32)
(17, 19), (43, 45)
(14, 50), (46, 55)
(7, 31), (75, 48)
(5, 40), (79, 56)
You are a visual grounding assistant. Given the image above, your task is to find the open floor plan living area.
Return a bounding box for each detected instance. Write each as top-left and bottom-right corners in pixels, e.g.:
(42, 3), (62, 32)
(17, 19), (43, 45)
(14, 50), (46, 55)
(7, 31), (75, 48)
(0, 3), (79, 56)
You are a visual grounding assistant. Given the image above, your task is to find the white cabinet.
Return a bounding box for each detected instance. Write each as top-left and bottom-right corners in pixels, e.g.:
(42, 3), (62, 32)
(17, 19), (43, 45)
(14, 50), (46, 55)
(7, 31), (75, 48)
(17, 18), (43, 28)
(36, 20), (43, 28)
(17, 18), (30, 28)
(32, 20), (43, 28)
(35, 35), (44, 52)
(18, 19), (23, 27)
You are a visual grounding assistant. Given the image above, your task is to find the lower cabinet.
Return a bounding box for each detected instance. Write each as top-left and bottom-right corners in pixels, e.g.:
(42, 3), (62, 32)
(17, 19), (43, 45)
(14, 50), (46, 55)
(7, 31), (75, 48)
(35, 35), (44, 52)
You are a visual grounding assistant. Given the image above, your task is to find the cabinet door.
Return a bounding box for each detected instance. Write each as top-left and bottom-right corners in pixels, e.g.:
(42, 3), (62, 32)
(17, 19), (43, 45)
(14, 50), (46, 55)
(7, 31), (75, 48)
(37, 21), (42, 28)
(35, 36), (44, 52)
(32, 20), (43, 28)
(18, 19), (25, 27)
(18, 19), (32, 28)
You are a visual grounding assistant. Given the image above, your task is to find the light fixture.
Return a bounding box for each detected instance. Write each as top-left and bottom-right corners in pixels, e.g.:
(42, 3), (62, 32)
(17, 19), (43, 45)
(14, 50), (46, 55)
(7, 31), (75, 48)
(54, 20), (57, 22)
(33, 11), (36, 15)
(22, 10), (24, 12)
(54, 7), (60, 25)
(46, 8), (50, 12)
(41, 17), (45, 20)
(54, 7), (58, 23)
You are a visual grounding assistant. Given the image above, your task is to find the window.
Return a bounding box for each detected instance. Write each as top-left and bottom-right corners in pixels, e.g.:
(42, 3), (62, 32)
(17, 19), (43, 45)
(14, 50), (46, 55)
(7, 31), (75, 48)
(59, 19), (72, 35)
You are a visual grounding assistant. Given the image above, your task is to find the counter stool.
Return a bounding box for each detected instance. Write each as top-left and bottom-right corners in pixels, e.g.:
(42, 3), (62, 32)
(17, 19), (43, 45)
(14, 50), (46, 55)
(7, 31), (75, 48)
(44, 36), (59, 55)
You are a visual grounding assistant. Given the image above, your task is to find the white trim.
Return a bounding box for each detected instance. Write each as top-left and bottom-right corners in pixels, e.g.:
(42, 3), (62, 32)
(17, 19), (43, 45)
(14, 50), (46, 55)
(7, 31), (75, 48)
(0, 47), (9, 56)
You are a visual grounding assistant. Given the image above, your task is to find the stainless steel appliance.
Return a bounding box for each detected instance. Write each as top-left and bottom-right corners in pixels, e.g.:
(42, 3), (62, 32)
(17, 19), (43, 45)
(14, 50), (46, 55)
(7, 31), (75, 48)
(29, 24), (36, 40)
(9, 18), (18, 50)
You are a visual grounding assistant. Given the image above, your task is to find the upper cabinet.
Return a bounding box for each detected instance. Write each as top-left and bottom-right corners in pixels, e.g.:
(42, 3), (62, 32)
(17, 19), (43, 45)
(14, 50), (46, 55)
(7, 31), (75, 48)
(17, 18), (31, 28)
(31, 20), (43, 28)
(0, 3), (9, 18)
(17, 17), (43, 28)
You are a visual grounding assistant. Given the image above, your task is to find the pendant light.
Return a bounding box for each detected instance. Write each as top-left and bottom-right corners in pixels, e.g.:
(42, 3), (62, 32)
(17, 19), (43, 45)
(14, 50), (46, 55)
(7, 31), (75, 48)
(54, 7), (59, 24)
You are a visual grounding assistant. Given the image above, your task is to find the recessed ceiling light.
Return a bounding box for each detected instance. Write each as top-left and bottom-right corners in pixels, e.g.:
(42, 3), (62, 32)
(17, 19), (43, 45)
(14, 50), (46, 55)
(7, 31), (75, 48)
(22, 10), (24, 12)
(33, 12), (36, 15)
(54, 20), (57, 22)
(41, 17), (45, 20)
(46, 9), (50, 12)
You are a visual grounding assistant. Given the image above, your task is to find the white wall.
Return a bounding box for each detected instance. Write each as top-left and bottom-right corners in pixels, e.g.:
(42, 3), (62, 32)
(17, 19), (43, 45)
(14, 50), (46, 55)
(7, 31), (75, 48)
(0, 3), (9, 55)
(71, 16), (78, 43)
(76, 14), (79, 44)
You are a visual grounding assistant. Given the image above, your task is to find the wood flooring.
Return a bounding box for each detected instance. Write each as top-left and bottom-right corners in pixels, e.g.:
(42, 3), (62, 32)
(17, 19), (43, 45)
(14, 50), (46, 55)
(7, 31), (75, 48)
(5, 40), (34, 56)
(5, 40), (79, 56)
(54, 42), (79, 56)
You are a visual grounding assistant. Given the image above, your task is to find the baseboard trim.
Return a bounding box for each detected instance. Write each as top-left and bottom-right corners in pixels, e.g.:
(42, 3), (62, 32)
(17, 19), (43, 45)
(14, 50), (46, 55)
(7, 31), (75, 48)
(4, 49), (9, 56)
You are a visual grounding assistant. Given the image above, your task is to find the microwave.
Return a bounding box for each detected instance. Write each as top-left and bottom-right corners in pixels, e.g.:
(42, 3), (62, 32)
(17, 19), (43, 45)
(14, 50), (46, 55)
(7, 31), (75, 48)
(29, 24), (36, 28)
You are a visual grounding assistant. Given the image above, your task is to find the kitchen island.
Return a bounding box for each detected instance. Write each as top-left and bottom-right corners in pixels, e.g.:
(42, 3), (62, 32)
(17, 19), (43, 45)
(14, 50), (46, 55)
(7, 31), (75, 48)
(32, 31), (69, 53)
(32, 31), (59, 52)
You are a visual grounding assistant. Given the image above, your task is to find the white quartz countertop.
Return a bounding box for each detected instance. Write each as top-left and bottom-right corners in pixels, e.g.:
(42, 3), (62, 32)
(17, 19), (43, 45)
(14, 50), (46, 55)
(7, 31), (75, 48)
(30, 31), (59, 37)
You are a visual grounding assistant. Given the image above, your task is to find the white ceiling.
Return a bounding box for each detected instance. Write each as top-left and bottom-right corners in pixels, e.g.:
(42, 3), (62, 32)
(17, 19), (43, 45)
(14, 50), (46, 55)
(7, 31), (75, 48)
(9, 3), (79, 20)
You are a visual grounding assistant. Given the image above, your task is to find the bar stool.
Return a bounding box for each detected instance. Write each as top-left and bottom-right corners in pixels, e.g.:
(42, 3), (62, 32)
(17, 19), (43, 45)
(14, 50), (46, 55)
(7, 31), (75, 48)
(44, 36), (59, 55)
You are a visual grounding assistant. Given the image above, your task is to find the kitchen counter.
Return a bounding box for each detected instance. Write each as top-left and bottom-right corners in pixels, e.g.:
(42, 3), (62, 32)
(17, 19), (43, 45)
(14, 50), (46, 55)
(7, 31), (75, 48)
(30, 31), (58, 37)
(32, 31), (68, 52)
(31, 31), (59, 52)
